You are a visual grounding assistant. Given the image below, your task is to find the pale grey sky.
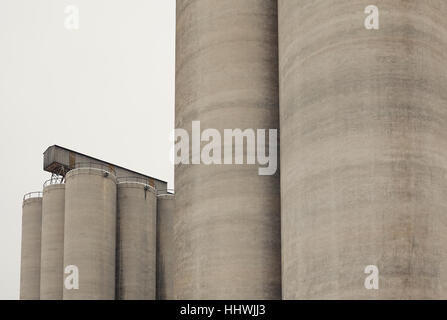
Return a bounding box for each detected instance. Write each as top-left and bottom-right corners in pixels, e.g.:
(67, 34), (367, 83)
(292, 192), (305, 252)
(0, 0), (175, 299)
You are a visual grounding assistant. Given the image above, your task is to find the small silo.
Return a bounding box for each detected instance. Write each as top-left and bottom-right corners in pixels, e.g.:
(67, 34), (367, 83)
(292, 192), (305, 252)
(40, 178), (65, 300)
(116, 178), (157, 300)
(20, 192), (43, 300)
(156, 191), (175, 300)
(63, 165), (117, 300)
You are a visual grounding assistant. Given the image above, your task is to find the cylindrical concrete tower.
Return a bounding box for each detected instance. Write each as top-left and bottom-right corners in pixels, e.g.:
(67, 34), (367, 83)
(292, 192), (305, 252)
(63, 167), (117, 300)
(40, 180), (65, 300)
(156, 192), (175, 300)
(279, 1), (447, 299)
(175, 0), (281, 299)
(20, 192), (43, 300)
(116, 178), (157, 300)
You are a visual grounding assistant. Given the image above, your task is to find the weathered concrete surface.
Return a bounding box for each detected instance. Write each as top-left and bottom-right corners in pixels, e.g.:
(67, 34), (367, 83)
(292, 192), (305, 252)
(116, 182), (157, 300)
(40, 184), (65, 300)
(279, 0), (447, 299)
(63, 168), (116, 300)
(175, 0), (281, 299)
(156, 193), (175, 300)
(20, 197), (42, 300)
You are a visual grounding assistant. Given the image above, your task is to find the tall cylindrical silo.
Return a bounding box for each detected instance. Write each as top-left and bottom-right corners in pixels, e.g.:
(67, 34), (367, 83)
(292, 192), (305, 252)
(116, 178), (157, 300)
(279, 1), (447, 299)
(40, 180), (65, 300)
(20, 192), (43, 300)
(175, 0), (281, 299)
(63, 167), (117, 300)
(156, 192), (174, 300)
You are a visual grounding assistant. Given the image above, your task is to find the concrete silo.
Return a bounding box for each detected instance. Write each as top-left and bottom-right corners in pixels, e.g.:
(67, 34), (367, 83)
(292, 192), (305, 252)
(175, 0), (281, 299)
(20, 192), (43, 300)
(116, 178), (157, 300)
(63, 166), (117, 300)
(40, 179), (65, 300)
(279, 1), (447, 299)
(156, 191), (174, 300)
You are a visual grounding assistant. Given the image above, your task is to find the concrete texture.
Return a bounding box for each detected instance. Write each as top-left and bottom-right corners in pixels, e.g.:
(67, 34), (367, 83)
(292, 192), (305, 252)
(116, 182), (157, 300)
(63, 168), (117, 300)
(175, 0), (281, 299)
(20, 196), (42, 300)
(40, 183), (65, 300)
(279, 0), (447, 299)
(156, 193), (174, 300)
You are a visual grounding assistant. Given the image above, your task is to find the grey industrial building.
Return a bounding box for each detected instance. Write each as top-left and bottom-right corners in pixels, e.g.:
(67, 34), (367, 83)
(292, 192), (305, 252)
(20, 146), (172, 300)
(20, 1), (447, 300)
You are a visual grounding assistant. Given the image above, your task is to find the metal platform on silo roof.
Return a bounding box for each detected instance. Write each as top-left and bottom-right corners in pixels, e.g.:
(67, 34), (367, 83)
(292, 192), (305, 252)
(43, 145), (167, 190)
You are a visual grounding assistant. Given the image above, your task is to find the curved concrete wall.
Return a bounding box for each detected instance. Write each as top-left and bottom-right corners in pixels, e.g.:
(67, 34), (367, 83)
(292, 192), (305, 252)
(156, 194), (174, 300)
(279, 1), (447, 299)
(20, 196), (42, 300)
(63, 168), (117, 300)
(116, 182), (157, 300)
(40, 184), (65, 300)
(175, 0), (281, 299)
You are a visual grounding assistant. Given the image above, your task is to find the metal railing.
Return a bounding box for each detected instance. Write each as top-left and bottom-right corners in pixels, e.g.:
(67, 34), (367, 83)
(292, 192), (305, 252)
(23, 191), (43, 201)
(43, 176), (65, 188)
(117, 176), (156, 192)
(157, 189), (175, 197)
(116, 176), (152, 185)
(72, 162), (116, 174)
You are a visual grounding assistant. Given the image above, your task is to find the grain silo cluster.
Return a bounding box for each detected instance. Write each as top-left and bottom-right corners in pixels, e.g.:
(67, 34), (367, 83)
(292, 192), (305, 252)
(20, 1), (447, 300)
(20, 146), (173, 300)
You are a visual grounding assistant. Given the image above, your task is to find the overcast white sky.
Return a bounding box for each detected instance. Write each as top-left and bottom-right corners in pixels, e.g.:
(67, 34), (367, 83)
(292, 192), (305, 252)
(0, 0), (175, 299)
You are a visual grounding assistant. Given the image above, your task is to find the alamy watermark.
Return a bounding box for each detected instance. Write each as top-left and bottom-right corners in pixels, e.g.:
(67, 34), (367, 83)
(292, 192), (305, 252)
(365, 5), (379, 30)
(364, 265), (379, 290)
(170, 121), (278, 176)
(64, 265), (79, 290)
(65, 5), (79, 30)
